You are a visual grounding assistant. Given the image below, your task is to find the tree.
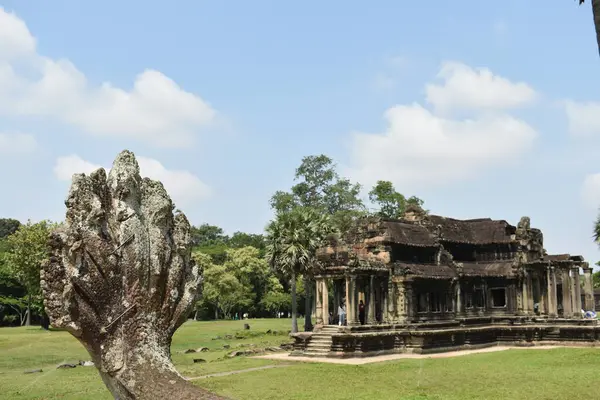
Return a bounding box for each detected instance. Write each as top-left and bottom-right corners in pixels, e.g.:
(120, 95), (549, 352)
(229, 232), (266, 253)
(3, 220), (54, 326)
(579, 0), (600, 56)
(40, 151), (224, 399)
(223, 246), (271, 313)
(260, 291), (292, 316)
(270, 155), (364, 331)
(190, 223), (228, 246)
(195, 246), (270, 319)
(593, 264), (600, 288)
(260, 275), (291, 316)
(368, 180), (425, 219)
(0, 218), (20, 239)
(202, 264), (252, 319)
(265, 207), (337, 333)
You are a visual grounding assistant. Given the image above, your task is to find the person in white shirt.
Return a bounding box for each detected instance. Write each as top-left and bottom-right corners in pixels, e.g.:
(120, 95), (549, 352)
(338, 303), (346, 326)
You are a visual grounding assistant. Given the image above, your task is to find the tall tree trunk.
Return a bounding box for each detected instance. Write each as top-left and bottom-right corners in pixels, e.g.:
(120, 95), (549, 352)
(290, 272), (298, 333)
(593, 0), (600, 55)
(304, 276), (313, 331)
(41, 151), (227, 400)
(25, 292), (31, 326)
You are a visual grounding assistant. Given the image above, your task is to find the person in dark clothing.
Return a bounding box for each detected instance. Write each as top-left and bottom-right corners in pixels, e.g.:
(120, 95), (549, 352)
(358, 300), (366, 325)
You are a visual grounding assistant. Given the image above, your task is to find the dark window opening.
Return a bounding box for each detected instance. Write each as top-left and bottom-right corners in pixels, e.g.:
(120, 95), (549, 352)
(417, 291), (453, 313)
(430, 292), (443, 312)
(417, 293), (428, 312)
(466, 286), (485, 309)
(445, 292), (454, 312)
(491, 288), (506, 308)
(391, 243), (437, 264)
(443, 243), (477, 262)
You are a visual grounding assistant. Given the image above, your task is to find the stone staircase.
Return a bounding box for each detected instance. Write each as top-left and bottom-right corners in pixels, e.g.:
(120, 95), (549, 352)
(303, 325), (339, 357)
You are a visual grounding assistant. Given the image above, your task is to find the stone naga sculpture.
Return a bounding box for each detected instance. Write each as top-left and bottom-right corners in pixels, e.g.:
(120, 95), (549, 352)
(41, 150), (227, 399)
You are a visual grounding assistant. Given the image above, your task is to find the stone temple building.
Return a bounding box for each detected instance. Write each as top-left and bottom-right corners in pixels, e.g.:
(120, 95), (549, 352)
(291, 206), (599, 357)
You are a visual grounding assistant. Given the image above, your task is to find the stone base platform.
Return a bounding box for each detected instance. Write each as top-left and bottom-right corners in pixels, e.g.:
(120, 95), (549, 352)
(291, 318), (600, 358)
(258, 344), (591, 365)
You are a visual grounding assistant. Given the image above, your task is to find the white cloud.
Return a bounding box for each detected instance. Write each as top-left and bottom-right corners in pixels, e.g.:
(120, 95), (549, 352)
(53, 155), (101, 180)
(581, 173), (600, 209)
(0, 9), (36, 60)
(54, 154), (212, 206)
(0, 7), (217, 148)
(0, 133), (37, 154)
(346, 62), (538, 190)
(564, 100), (600, 137)
(425, 61), (537, 115)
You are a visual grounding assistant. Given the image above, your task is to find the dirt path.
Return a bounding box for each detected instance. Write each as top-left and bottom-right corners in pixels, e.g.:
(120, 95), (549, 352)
(185, 364), (292, 381)
(253, 345), (590, 365)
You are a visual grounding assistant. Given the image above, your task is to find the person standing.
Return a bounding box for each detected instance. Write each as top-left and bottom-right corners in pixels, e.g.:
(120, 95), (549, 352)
(358, 300), (366, 325)
(338, 303), (346, 326)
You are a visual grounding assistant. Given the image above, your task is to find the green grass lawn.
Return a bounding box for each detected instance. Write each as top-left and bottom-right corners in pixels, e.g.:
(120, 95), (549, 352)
(1, 319), (599, 400)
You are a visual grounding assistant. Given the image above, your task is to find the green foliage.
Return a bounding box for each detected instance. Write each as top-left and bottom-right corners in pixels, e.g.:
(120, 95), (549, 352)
(0, 218), (20, 239)
(593, 267), (600, 288)
(191, 223), (229, 247)
(229, 232), (266, 253)
(368, 180), (424, 219)
(203, 264), (252, 319)
(0, 296), (27, 325)
(265, 208), (336, 278)
(260, 291), (291, 313)
(269, 154), (366, 231)
(191, 224), (266, 264)
(1, 220), (55, 325)
(265, 208), (336, 332)
(196, 242), (230, 264)
(194, 246), (276, 319)
(3, 220), (54, 295)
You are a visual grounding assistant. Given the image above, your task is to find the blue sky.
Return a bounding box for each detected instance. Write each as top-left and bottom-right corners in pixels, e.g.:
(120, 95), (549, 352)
(1, 1), (600, 264)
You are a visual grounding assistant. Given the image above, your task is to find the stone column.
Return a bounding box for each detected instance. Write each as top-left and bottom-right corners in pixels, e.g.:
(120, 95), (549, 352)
(534, 276), (541, 314)
(367, 275), (376, 325)
(315, 279), (324, 325)
(348, 275), (360, 326)
(395, 279), (408, 323)
(571, 267), (582, 317)
(539, 274), (548, 315)
(345, 275), (352, 324)
(322, 278), (329, 324)
(522, 271), (530, 315)
(387, 279), (397, 323)
(547, 267), (558, 317)
(526, 272), (534, 313)
(406, 280), (415, 321)
(516, 277), (524, 315)
(455, 280), (464, 316)
(583, 266), (595, 312)
(561, 269), (573, 318)
(382, 278), (389, 323)
(333, 280), (341, 321)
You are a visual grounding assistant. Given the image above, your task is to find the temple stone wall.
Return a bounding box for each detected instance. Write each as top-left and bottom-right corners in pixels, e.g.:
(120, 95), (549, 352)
(292, 321), (600, 357)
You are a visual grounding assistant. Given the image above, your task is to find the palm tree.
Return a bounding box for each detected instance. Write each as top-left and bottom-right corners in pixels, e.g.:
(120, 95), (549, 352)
(580, 0), (600, 56)
(265, 207), (336, 333)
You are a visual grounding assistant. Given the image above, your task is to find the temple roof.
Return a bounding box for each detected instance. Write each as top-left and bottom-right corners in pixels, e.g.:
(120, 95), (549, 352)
(381, 221), (437, 247)
(380, 215), (516, 246)
(393, 261), (515, 279)
(394, 263), (456, 279)
(461, 261), (514, 277)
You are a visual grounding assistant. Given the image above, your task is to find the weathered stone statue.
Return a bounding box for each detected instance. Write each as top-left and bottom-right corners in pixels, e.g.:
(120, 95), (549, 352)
(41, 151), (226, 399)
